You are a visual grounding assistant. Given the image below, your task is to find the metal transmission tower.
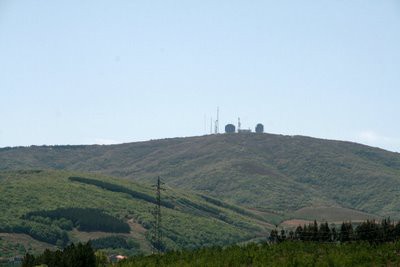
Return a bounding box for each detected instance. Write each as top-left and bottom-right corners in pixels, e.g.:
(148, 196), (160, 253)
(151, 176), (165, 254)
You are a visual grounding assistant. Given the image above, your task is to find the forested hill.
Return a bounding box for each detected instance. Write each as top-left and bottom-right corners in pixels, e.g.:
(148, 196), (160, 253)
(0, 170), (272, 256)
(2, 133), (400, 218)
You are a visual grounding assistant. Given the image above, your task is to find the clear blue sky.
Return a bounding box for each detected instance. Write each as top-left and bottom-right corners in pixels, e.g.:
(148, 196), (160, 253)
(1, 1), (399, 152)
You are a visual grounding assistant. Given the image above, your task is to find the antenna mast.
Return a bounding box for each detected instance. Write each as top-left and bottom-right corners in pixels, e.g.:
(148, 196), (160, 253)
(238, 117), (241, 132)
(210, 117), (213, 134)
(204, 115), (207, 135)
(215, 107), (219, 134)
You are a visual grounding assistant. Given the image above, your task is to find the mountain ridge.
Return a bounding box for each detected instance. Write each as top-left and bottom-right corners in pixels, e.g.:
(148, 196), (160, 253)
(1, 133), (400, 218)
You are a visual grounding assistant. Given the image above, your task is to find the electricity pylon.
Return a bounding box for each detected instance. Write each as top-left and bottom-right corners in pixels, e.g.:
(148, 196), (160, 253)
(151, 176), (164, 254)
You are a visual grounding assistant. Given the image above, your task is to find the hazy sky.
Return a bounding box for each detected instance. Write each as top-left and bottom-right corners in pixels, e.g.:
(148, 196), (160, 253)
(1, 1), (399, 152)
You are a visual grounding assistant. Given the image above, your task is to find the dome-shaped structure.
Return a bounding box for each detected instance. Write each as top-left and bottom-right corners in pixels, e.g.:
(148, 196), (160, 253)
(225, 124), (236, 133)
(255, 123), (264, 133)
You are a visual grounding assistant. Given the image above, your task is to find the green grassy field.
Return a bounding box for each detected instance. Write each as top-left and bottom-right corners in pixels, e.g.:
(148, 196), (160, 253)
(0, 170), (272, 256)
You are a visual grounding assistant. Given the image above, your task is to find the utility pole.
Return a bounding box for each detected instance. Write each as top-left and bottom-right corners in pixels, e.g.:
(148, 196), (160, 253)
(151, 176), (164, 254)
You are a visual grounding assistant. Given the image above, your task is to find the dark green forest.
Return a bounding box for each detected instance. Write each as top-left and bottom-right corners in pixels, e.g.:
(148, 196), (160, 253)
(24, 208), (130, 233)
(0, 222), (69, 246)
(0, 208), (129, 246)
(270, 219), (400, 243)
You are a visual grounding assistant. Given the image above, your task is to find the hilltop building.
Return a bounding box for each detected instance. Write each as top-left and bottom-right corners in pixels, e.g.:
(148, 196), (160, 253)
(255, 123), (264, 133)
(225, 124), (236, 133)
(224, 122), (264, 134)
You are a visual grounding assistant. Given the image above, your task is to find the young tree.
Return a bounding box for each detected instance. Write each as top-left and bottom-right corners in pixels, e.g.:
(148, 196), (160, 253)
(318, 222), (331, 242)
(381, 218), (394, 242)
(311, 220), (319, 241)
(288, 230), (294, 240)
(331, 226), (338, 242)
(21, 253), (35, 267)
(394, 221), (400, 240)
(340, 222), (353, 243)
(269, 229), (279, 243)
(294, 225), (303, 241)
(279, 229), (287, 242)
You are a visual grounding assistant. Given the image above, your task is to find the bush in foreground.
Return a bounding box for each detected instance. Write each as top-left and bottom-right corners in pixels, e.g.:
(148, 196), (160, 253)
(22, 242), (96, 267)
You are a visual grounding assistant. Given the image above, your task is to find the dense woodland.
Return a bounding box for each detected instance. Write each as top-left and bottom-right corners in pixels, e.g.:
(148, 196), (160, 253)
(0, 208), (131, 246)
(0, 222), (69, 246)
(24, 208), (130, 233)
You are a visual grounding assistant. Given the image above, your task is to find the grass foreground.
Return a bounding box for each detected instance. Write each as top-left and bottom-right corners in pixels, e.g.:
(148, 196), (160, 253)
(116, 241), (400, 267)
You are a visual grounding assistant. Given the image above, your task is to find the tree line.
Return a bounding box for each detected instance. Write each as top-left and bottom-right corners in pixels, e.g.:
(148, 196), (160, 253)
(270, 218), (400, 244)
(23, 207), (130, 233)
(116, 241), (400, 267)
(22, 242), (96, 267)
(0, 222), (68, 246)
(69, 176), (174, 209)
(0, 208), (129, 246)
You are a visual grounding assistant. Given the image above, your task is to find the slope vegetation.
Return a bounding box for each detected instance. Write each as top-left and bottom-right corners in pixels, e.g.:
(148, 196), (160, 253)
(0, 170), (271, 256)
(1, 133), (399, 218)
